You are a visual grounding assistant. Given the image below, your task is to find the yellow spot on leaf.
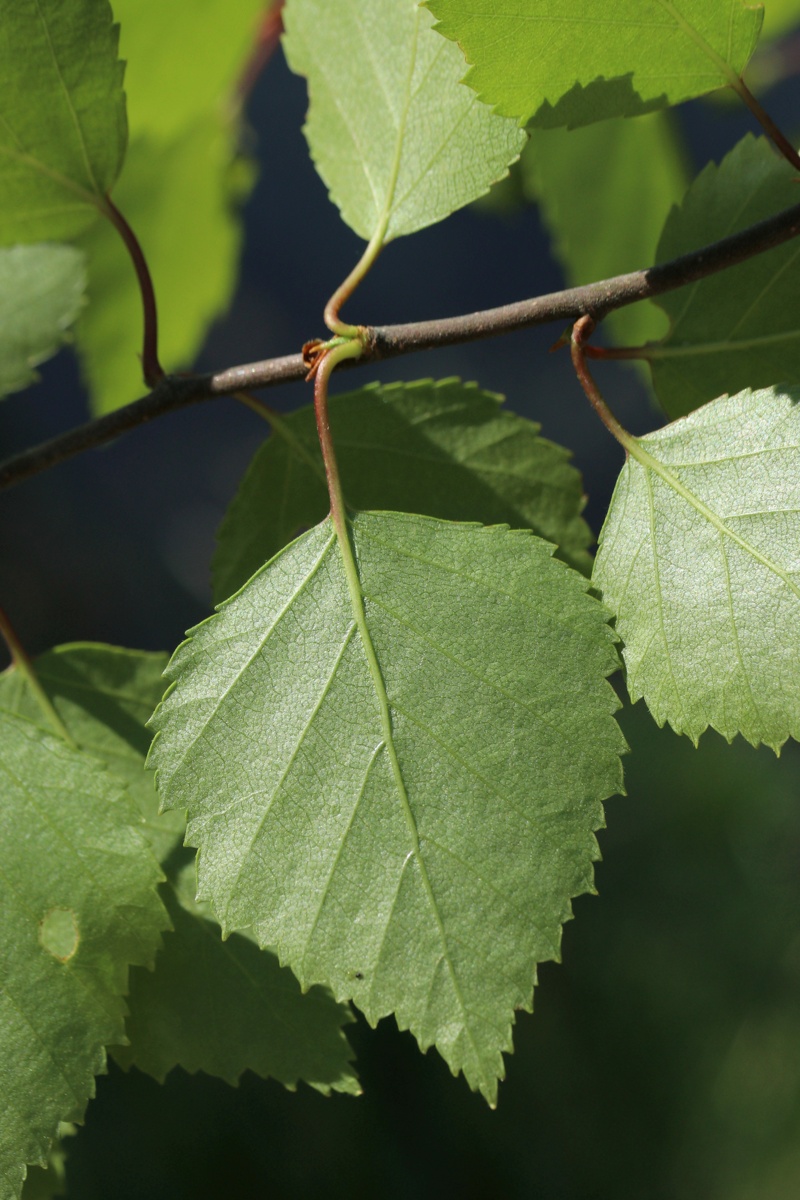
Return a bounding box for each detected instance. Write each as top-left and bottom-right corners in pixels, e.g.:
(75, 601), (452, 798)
(39, 907), (79, 962)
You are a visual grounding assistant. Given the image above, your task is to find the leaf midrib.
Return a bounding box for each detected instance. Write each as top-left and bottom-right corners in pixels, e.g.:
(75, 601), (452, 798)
(371, 4), (421, 243)
(647, 328), (800, 360)
(335, 515), (480, 1070)
(32, 0), (100, 194)
(655, 0), (740, 88)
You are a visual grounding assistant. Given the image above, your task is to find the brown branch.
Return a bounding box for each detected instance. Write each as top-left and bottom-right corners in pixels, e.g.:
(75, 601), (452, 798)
(3, 196), (800, 495)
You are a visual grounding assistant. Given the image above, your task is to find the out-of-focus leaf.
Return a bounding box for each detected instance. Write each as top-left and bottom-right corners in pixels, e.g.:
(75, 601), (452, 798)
(77, 120), (254, 414)
(761, 0), (800, 38)
(523, 113), (688, 346)
(111, 0), (265, 141)
(0, 245), (86, 399)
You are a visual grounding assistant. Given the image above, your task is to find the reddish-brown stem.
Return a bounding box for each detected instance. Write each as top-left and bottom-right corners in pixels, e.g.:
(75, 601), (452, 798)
(733, 76), (800, 172)
(100, 194), (164, 386)
(570, 317), (635, 452)
(313, 341), (363, 533)
(0, 607), (75, 744)
(235, 0), (285, 107)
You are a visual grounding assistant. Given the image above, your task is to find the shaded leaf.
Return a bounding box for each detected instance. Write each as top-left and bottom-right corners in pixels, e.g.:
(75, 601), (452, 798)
(523, 113), (688, 347)
(212, 378), (592, 603)
(425, 0), (762, 129)
(0, 245), (86, 400)
(0, 645), (356, 1097)
(0, 710), (167, 1199)
(649, 135), (800, 418)
(116, 853), (359, 1095)
(0, 0), (126, 243)
(282, 0), (526, 242)
(19, 1127), (74, 1200)
(150, 511), (625, 1104)
(0, 643), (182, 863)
(77, 119), (254, 414)
(593, 386), (800, 751)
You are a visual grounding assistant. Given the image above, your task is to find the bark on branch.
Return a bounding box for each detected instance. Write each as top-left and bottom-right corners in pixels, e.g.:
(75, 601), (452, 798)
(3, 197), (800, 494)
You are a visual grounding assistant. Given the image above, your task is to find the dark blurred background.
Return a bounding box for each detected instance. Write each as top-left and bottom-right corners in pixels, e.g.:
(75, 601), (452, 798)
(4, 20), (800, 1200)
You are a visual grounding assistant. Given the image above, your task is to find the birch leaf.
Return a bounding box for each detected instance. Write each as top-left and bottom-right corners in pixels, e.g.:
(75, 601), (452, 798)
(150, 511), (625, 1104)
(0, 711), (167, 1200)
(0, 643), (182, 862)
(594, 386), (800, 750)
(650, 135), (800, 418)
(0, 245), (86, 400)
(0, 0), (126, 243)
(282, 0), (526, 242)
(425, 0), (763, 129)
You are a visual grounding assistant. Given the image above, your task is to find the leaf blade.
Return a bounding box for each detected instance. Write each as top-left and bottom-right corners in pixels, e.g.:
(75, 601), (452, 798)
(0, 710), (167, 1199)
(0, 643), (183, 862)
(0, 245), (86, 399)
(593, 386), (800, 750)
(282, 0), (526, 241)
(0, 0), (126, 243)
(151, 512), (625, 1103)
(425, 0), (763, 129)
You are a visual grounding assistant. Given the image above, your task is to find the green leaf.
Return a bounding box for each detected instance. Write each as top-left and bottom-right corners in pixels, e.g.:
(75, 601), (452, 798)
(0, 646), (356, 1097)
(212, 379), (593, 604)
(0, 643), (183, 863)
(68, 0), (260, 413)
(282, 0), (526, 242)
(593, 385), (800, 751)
(150, 511), (625, 1104)
(77, 119), (254, 414)
(0, 710), (167, 1199)
(425, 0), (763, 129)
(111, 0), (265, 142)
(116, 853), (360, 1095)
(648, 135), (800, 419)
(0, 0), (126, 243)
(523, 113), (688, 346)
(0, 245), (86, 400)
